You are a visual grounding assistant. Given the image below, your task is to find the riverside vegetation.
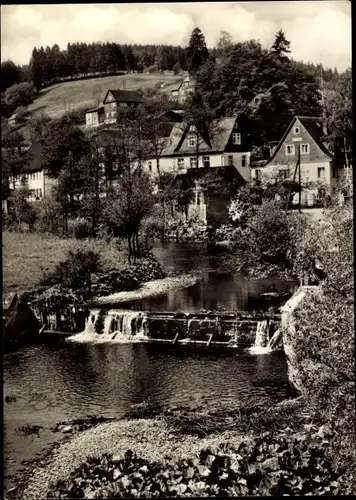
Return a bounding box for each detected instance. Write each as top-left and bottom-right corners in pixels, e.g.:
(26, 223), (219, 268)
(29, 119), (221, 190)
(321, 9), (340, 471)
(3, 26), (353, 498)
(6, 190), (354, 499)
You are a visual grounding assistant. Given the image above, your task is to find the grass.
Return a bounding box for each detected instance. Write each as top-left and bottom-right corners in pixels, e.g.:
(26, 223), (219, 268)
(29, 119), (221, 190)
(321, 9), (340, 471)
(27, 72), (184, 119)
(2, 231), (127, 295)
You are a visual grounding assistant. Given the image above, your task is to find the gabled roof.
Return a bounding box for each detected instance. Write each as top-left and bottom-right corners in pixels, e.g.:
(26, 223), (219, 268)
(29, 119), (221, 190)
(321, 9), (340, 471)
(103, 89), (143, 104)
(160, 116), (238, 157)
(265, 115), (333, 166)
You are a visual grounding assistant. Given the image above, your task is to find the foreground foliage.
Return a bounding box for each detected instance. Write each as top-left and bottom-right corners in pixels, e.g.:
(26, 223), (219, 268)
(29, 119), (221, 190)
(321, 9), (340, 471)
(45, 424), (351, 498)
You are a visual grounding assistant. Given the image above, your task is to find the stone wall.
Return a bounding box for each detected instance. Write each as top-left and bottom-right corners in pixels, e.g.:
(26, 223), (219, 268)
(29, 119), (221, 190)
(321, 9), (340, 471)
(280, 285), (322, 393)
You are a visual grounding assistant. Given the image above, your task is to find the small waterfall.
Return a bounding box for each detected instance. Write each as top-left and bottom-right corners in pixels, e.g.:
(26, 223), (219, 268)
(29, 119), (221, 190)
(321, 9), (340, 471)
(249, 320), (272, 354)
(68, 309), (149, 343)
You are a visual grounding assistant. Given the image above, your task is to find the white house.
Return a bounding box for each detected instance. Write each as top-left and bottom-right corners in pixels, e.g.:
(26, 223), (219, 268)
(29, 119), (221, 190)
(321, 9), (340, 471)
(142, 115), (252, 184)
(250, 115), (352, 206)
(8, 142), (56, 202)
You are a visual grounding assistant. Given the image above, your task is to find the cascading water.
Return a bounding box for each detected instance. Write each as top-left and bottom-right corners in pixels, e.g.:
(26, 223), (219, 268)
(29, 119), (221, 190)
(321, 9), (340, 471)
(68, 309), (149, 343)
(249, 320), (272, 354)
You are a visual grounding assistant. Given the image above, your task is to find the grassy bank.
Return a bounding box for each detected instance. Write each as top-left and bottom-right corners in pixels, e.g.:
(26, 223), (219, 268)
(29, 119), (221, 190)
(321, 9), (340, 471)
(2, 231), (127, 295)
(27, 72), (184, 119)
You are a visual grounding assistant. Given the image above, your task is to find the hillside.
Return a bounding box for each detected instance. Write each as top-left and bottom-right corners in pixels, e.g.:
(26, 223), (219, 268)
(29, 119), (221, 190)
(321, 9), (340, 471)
(27, 72), (185, 119)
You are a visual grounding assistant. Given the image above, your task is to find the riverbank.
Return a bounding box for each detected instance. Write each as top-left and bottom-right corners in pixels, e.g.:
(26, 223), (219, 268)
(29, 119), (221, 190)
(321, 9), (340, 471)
(91, 274), (199, 305)
(3, 231), (127, 295)
(8, 400), (352, 499)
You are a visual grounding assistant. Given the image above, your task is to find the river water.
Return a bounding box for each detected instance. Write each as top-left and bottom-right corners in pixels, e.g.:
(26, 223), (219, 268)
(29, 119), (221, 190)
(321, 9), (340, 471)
(4, 241), (295, 488)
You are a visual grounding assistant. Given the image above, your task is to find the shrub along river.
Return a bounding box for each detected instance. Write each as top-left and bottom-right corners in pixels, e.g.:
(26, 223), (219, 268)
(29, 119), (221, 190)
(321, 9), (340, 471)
(4, 242), (296, 488)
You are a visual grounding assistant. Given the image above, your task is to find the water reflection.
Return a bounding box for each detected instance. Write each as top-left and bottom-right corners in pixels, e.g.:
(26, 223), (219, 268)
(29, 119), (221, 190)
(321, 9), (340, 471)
(4, 342), (289, 482)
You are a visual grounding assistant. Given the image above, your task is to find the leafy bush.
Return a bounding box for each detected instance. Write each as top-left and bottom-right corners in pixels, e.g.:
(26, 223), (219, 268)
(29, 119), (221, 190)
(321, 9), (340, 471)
(68, 218), (93, 239)
(4, 82), (37, 116)
(231, 200), (300, 278)
(35, 197), (65, 235)
(45, 426), (350, 499)
(289, 201), (354, 472)
(42, 249), (102, 294)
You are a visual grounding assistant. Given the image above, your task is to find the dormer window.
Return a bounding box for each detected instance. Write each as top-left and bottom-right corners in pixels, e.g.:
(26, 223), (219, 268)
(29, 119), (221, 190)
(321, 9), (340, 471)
(232, 133), (241, 145)
(294, 126), (300, 135)
(188, 135), (197, 147)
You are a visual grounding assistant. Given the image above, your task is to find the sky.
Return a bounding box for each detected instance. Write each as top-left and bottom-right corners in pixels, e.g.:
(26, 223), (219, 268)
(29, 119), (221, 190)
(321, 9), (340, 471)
(1, 2), (352, 71)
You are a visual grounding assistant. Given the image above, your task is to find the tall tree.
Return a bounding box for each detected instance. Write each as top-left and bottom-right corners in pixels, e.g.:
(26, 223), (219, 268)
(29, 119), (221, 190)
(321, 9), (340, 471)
(216, 30), (234, 59)
(324, 68), (352, 153)
(270, 29), (291, 62)
(186, 27), (209, 74)
(1, 60), (23, 92)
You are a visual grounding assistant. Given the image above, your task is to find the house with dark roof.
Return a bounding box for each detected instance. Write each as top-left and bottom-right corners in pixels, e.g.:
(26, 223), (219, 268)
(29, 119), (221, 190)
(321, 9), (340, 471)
(143, 115), (252, 183)
(251, 115), (350, 206)
(142, 115), (252, 225)
(102, 89), (143, 125)
(85, 106), (105, 127)
(170, 75), (195, 104)
(8, 141), (56, 202)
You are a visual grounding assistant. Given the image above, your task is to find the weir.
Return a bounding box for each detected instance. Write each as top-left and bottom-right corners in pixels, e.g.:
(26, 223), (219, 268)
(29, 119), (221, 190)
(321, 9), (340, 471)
(68, 308), (281, 350)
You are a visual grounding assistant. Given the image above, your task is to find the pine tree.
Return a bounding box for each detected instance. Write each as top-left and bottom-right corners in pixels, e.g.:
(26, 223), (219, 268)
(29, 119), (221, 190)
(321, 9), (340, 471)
(186, 27), (209, 74)
(270, 29), (291, 62)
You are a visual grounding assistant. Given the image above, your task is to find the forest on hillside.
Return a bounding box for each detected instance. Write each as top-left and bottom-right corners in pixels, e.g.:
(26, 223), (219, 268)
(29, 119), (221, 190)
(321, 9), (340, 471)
(1, 30), (343, 93)
(1, 28), (351, 153)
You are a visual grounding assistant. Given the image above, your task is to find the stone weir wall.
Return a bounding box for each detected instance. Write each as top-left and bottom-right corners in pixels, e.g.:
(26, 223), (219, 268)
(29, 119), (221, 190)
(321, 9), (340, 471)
(79, 309), (281, 348)
(280, 285), (322, 393)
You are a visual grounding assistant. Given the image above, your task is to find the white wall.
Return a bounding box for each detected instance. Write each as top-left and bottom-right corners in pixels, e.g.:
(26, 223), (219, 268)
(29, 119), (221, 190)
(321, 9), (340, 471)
(143, 152), (251, 182)
(9, 170), (56, 201)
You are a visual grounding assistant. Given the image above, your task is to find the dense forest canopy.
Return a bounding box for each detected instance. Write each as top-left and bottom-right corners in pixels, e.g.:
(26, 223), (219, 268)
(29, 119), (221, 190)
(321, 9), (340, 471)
(1, 29), (343, 93)
(1, 28), (351, 153)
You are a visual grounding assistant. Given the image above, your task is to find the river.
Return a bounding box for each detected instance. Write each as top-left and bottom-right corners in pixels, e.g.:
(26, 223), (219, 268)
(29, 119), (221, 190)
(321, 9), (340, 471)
(4, 241), (295, 489)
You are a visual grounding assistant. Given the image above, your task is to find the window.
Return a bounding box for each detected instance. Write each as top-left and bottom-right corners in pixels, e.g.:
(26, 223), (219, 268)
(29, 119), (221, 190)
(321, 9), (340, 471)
(148, 161), (152, 172)
(112, 162), (118, 171)
(318, 167), (325, 179)
(106, 113), (109, 118)
(232, 133), (241, 145)
(190, 157), (197, 169)
(190, 124), (197, 132)
(228, 155), (233, 166)
(188, 135), (197, 147)
(255, 169), (261, 181)
(294, 127), (300, 135)
(203, 156), (210, 168)
(111, 103), (116, 108)
(300, 143), (309, 155)
(233, 122), (238, 130)
(241, 155), (247, 167)
(286, 144), (295, 155)
(111, 112), (115, 117)
(178, 158), (185, 169)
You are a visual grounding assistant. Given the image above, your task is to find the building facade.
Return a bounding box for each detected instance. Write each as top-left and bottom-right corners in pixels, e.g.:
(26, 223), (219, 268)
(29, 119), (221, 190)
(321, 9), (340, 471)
(250, 116), (350, 206)
(102, 89), (143, 125)
(85, 106), (105, 127)
(8, 142), (56, 202)
(171, 75), (195, 104)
